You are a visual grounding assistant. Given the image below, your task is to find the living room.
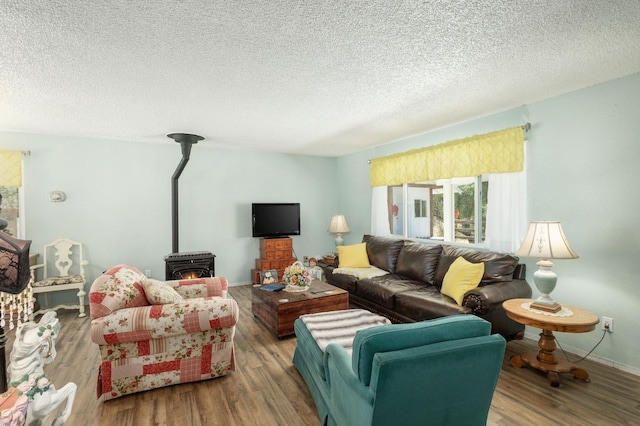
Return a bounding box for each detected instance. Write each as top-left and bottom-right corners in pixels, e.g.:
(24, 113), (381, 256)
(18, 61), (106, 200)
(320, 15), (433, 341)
(1, 2), (640, 425)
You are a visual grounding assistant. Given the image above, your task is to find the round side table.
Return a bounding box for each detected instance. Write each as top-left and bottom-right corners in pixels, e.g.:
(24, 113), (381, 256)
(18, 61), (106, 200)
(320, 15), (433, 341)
(502, 298), (599, 387)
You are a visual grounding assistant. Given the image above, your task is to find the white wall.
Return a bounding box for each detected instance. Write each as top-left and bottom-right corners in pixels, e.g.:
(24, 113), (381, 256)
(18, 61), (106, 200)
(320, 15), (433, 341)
(337, 72), (640, 374)
(1, 132), (339, 288)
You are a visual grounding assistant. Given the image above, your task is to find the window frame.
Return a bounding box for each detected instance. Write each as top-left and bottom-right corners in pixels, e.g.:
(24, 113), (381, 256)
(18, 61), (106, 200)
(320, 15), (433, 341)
(0, 185), (24, 238)
(388, 176), (486, 246)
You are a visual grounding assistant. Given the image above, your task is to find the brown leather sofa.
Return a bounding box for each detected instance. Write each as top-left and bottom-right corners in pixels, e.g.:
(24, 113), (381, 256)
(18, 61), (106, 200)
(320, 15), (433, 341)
(320, 235), (532, 338)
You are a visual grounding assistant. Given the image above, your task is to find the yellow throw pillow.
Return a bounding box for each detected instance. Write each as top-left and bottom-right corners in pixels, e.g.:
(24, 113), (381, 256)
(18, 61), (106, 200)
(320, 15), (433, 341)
(337, 243), (371, 268)
(441, 257), (484, 305)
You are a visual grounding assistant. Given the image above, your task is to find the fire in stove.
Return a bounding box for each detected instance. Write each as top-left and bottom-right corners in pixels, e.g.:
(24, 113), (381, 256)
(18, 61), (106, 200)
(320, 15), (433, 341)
(164, 251), (216, 280)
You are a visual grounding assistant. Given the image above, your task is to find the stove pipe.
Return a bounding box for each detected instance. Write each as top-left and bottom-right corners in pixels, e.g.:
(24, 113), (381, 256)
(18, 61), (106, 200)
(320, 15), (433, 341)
(167, 133), (204, 254)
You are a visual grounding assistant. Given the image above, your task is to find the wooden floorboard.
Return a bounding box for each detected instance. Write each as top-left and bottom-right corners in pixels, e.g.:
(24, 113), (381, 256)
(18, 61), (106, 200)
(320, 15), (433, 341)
(10, 284), (640, 425)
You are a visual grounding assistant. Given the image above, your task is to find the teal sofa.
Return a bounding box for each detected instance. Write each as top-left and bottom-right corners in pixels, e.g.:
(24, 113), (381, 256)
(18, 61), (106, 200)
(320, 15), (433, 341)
(293, 314), (506, 426)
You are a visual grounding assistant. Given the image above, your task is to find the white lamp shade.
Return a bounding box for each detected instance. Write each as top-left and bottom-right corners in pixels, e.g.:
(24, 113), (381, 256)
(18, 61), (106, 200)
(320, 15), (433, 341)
(516, 221), (578, 260)
(328, 215), (350, 233)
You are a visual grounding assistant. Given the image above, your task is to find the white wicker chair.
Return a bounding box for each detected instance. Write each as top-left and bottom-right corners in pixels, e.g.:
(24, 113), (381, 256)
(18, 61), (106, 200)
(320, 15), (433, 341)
(30, 238), (87, 319)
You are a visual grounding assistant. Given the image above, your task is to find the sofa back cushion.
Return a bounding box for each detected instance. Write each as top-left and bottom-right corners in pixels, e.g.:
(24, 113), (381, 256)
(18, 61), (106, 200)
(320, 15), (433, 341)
(169, 276), (229, 299)
(89, 264), (150, 319)
(352, 315), (491, 386)
(362, 235), (405, 273)
(394, 242), (443, 285)
(434, 245), (519, 288)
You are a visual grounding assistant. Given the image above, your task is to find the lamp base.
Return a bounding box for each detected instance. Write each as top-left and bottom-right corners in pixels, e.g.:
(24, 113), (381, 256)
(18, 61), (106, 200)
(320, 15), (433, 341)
(530, 299), (562, 313)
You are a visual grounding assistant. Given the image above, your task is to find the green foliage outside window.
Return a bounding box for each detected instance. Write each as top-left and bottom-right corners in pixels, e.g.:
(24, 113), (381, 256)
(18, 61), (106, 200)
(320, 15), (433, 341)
(0, 185), (19, 236)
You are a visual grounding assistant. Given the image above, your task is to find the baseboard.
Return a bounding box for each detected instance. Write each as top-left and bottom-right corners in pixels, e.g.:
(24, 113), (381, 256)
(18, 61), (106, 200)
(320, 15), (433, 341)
(229, 280), (253, 287)
(523, 330), (640, 377)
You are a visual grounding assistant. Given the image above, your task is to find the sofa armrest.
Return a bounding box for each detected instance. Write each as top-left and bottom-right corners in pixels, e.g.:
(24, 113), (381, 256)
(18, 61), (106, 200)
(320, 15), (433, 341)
(90, 296), (238, 345)
(167, 276), (228, 299)
(462, 279), (532, 315)
(325, 344), (375, 426)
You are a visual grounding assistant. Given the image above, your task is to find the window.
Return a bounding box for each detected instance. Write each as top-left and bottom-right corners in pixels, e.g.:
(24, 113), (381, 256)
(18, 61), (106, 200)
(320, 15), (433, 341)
(387, 177), (487, 244)
(0, 185), (20, 237)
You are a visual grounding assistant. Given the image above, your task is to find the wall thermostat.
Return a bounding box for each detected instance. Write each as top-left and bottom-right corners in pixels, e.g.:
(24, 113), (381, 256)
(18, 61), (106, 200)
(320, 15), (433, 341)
(48, 190), (66, 202)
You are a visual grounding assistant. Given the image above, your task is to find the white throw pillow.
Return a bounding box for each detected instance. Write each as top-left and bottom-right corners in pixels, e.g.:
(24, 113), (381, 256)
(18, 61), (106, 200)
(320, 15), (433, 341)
(141, 278), (184, 305)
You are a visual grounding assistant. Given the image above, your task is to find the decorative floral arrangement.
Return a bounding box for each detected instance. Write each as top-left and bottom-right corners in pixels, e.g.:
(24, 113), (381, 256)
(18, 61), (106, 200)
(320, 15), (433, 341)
(283, 261), (312, 291)
(12, 373), (52, 400)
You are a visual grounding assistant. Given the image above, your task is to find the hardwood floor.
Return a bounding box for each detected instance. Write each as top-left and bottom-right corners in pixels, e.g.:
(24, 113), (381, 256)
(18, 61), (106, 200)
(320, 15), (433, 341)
(13, 285), (640, 426)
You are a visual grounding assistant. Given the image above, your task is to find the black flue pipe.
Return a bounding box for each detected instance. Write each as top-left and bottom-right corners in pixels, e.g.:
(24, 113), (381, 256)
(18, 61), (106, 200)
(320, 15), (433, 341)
(167, 133), (204, 254)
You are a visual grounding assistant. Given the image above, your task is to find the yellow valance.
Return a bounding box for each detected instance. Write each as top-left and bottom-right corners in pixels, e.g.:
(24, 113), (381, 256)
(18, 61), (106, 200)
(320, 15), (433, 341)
(0, 150), (22, 187)
(370, 126), (524, 186)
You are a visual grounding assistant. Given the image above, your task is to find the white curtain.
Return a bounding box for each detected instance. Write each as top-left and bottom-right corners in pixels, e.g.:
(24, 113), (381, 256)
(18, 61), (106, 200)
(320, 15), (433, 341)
(485, 165), (527, 254)
(371, 186), (391, 236)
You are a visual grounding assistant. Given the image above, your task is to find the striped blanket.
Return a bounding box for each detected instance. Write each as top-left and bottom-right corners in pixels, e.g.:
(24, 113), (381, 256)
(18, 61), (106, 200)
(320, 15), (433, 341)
(300, 309), (391, 354)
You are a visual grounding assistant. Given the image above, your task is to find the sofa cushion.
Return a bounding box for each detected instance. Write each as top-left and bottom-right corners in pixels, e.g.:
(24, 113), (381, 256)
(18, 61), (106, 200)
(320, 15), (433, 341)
(395, 242), (443, 285)
(434, 245), (519, 288)
(352, 315), (491, 386)
(337, 243), (371, 268)
(89, 264), (149, 319)
(362, 235), (405, 273)
(169, 277), (229, 299)
(333, 266), (389, 280)
(395, 288), (472, 320)
(90, 296), (239, 345)
(356, 275), (425, 310)
(141, 278), (184, 305)
(325, 271), (360, 293)
(440, 257), (484, 304)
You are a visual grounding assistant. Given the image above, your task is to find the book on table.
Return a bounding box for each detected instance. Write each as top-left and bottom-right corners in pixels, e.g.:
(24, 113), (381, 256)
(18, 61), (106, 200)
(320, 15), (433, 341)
(260, 283), (285, 292)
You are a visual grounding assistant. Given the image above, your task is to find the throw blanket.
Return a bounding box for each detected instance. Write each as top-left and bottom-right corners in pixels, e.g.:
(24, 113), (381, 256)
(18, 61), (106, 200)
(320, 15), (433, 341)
(300, 309), (391, 354)
(332, 265), (389, 279)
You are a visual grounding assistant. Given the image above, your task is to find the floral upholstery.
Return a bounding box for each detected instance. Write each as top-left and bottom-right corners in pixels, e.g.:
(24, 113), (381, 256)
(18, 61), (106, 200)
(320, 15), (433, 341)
(140, 278), (183, 304)
(31, 274), (84, 287)
(169, 277), (229, 299)
(89, 265), (238, 401)
(89, 264), (149, 319)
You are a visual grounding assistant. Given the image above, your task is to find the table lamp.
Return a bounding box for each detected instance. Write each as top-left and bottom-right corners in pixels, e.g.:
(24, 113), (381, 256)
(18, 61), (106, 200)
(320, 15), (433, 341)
(328, 215), (350, 246)
(0, 232), (32, 394)
(516, 221), (578, 312)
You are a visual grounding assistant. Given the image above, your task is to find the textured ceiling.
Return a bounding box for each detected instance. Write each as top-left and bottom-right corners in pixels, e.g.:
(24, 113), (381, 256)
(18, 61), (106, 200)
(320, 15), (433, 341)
(1, 1), (640, 156)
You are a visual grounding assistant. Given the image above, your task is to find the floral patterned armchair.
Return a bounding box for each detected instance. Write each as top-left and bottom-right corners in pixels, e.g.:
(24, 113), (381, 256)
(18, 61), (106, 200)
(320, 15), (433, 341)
(89, 264), (239, 401)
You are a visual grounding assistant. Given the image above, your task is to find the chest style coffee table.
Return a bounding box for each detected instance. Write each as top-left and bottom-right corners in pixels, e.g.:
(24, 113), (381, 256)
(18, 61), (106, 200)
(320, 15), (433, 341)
(251, 280), (349, 338)
(503, 298), (599, 387)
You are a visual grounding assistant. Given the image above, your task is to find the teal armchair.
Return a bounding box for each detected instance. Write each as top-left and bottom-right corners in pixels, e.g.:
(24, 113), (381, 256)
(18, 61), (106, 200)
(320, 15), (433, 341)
(323, 315), (505, 426)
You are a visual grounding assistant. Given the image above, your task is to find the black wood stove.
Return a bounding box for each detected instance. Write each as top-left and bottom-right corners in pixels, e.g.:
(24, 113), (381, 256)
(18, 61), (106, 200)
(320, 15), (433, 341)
(164, 251), (215, 280)
(164, 133), (215, 280)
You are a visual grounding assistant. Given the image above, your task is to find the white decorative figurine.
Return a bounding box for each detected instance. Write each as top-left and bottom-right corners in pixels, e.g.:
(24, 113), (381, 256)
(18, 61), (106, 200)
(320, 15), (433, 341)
(8, 312), (76, 426)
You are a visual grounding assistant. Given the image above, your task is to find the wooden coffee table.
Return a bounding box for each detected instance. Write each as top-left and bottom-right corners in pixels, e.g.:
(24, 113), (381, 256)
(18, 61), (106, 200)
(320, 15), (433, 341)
(503, 298), (599, 387)
(251, 280), (349, 338)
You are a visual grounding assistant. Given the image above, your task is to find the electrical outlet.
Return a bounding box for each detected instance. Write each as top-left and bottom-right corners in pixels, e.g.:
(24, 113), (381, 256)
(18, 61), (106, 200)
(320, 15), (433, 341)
(303, 255), (309, 263)
(145, 269), (152, 277)
(602, 316), (614, 333)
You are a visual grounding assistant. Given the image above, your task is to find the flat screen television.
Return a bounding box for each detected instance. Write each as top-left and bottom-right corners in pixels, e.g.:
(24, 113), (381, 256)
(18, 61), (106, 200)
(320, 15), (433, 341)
(252, 203), (301, 238)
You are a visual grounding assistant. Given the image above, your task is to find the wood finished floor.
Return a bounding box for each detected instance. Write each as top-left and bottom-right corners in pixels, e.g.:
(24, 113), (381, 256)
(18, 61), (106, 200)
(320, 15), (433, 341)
(14, 284), (640, 426)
